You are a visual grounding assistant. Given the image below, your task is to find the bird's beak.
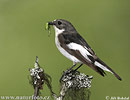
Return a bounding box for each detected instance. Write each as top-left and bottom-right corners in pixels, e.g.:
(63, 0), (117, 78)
(48, 21), (55, 25)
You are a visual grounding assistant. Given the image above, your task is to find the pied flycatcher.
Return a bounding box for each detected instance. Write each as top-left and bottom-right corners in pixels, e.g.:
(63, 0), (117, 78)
(48, 19), (122, 81)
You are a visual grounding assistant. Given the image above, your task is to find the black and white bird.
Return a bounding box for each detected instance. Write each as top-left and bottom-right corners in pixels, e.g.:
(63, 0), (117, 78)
(48, 19), (122, 81)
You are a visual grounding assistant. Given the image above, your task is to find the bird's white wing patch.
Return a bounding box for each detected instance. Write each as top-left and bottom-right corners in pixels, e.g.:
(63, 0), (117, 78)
(67, 43), (92, 62)
(94, 61), (113, 73)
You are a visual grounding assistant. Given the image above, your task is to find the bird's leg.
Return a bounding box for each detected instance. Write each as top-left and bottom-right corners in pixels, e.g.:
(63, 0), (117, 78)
(59, 64), (76, 82)
(73, 64), (83, 72)
(67, 64), (77, 72)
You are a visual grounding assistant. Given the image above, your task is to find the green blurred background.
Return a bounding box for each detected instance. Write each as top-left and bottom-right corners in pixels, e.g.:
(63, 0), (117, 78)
(0, 0), (130, 100)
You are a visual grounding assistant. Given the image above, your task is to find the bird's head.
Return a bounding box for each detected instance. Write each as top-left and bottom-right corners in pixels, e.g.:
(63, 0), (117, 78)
(48, 19), (76, 33)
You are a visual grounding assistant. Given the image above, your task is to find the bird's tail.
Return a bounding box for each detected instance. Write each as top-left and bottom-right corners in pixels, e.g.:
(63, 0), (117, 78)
(94, 58), (122, 81)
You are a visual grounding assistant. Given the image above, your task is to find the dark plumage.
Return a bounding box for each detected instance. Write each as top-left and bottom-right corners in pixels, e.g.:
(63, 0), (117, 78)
(48, 19), (122, 81)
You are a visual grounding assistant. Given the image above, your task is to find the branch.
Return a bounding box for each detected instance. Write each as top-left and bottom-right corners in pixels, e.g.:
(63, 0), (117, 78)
(28, 57), (93, 100)
(29, 56), (52, 100)
(53, 70), (93, 100)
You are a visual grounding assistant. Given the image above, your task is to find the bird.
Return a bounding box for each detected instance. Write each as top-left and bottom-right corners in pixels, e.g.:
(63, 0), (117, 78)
(48, 19), (122, 81)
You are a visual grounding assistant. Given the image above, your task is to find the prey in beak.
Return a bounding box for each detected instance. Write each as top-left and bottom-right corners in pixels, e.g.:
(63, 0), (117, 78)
(45, 21), (54, 37)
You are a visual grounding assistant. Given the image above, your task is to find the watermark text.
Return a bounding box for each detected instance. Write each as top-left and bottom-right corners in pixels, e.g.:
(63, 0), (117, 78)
(0, 95), (50, 100)
(106, 96), (129, 100)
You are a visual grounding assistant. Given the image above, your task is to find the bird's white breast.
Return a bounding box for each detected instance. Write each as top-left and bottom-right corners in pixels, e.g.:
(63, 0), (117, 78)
(53, 26), (81, 63)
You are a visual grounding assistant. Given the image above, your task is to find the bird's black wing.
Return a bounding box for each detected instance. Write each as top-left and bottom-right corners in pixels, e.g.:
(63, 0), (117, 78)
(62, 32), (96, 55)
(58, 32), (106, 76)
(60, 32), (122, 80)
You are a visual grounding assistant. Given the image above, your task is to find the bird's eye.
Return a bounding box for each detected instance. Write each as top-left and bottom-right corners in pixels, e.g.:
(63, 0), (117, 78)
(58, 21), (62, 25)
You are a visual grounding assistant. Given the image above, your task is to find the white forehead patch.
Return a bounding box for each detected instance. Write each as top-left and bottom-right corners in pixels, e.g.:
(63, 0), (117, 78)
(53, 19), (56, 21)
